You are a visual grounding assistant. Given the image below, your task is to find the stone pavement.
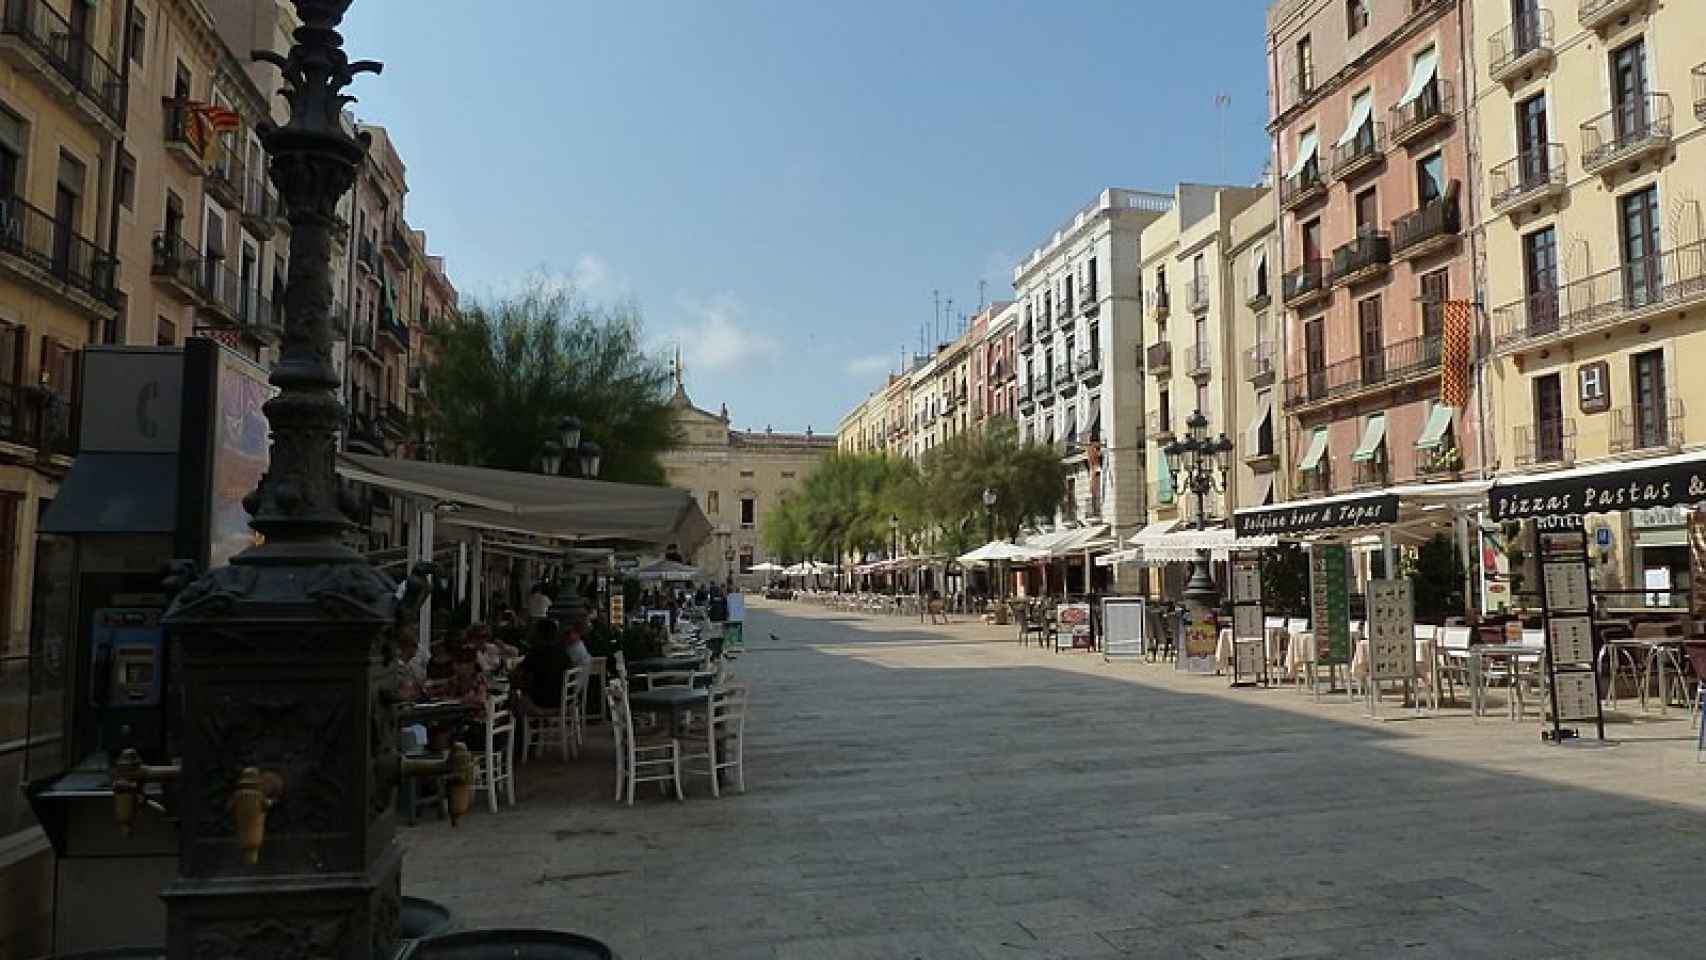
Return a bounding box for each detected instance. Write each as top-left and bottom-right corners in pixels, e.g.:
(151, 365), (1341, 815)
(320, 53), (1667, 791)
(400, 599), (1706, 959)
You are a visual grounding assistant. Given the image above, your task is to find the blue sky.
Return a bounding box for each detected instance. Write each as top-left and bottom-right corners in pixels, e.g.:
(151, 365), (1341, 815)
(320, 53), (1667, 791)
(339, 1), (1273, 434)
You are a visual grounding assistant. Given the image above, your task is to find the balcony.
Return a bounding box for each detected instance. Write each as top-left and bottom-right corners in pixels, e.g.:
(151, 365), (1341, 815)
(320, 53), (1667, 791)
(234, 288), (282, 343)
(382, 401), (410, 438)
(1581, 93), (1672, 175)
(1490, 238), (1706, 354)
(356, 236), (378, 274)
(195, 258), (243, 325)
(1037, 373), (1056, 406)
(1147, 287), (1171, 321)
(1244, 341), (1275, 385)
(1353, 457), (1390, 491)
(1489, 10), (1554, 85)
(1488, 145), (1567, 215)
(162, 102), (207, 175)
(1184, 343), (1212, 380)
(0, 194), (118, 315)
(1017, 379), (1036, 410)
(150, 232), (202, 302)
(1283, 333), (1442, 409)
(1389, 79), (1454, 148)
(1391, 195), (1460, 260)
(1296, 463), (1335, 498)
(242, 169), (282, 237)
(1247, 277), (1271, 310)
(379, 308), (409, 350)
(1329, 122), (1386, 182)
(0, 380), (77, 456)
(1186, 276), (1210, 314)
(385, 221), (412, 263)
(1148, 411), (1174, 441)
(1076, 348), (1101, 385)
(1279, 163), (1326, 212)
(1018, 323), (1035, 354)
(1055, 359), (1078, 396)
(1329, 231), (1391, 287)
(350, 319), (377, 360)
(1146, 341), (1172, 376)
(1578, 0), (1649, 32)
(1513, 419), (1576, 468)
(1057, 302), (1075, 328)
(1282, 259), (1329, 307)
(1608, 399), (1684, 454)
(0, 0), (127, 133)
(1079, 282), (1099, 316)
(204, 140), (245, 210)
(1695, 64), (1705, 122)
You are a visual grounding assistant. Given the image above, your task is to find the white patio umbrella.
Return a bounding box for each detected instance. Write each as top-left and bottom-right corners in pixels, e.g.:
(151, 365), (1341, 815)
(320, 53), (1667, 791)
(957, 540), (1045, 564)
(749, 561), (785, 573)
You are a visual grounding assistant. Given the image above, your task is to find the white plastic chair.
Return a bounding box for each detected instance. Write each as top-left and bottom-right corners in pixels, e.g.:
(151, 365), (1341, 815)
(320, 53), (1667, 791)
(605, 679), (683, 805)
(1413, 624), (1441, 709)
(1438, 625), (1473, 707)
(473, 694), (517, 813)
(681, 684), (749, 797)
(522, 666), (585, 761)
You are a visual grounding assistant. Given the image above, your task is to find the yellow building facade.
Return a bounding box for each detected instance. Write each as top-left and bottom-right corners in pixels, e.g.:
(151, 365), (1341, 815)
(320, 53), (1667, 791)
(1471, 0), (1706, 590)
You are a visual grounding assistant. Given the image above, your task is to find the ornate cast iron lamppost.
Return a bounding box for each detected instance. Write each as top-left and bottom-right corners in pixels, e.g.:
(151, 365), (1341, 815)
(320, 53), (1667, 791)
(146, 4), (468, 957)
(1163, 409), (1234, 603)
(540, 415), (602, 627)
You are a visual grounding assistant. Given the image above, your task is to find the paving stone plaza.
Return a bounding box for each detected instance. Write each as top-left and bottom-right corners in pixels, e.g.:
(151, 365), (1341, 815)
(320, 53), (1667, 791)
(402, 600), (1705, 959)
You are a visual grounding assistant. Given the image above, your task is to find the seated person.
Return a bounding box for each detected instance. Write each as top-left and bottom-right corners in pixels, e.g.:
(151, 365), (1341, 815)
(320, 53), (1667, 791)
(425, 641), (456, 682)
(513, 619), (571, 713)
(445, 647), (489, 708)
(394, 627), (427, 701)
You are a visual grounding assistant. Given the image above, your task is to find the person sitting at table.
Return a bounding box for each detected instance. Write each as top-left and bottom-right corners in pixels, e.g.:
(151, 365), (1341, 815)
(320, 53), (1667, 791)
(394, 627), (427, 701)
(425, 640), (456, 683)
(446, 647), (489, 707)
(512, 618), (572, 716)
(470, 624), (517, 674)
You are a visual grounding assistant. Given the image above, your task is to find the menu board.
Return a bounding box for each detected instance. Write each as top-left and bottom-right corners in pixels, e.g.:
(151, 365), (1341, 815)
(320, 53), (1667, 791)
(1549, 616), (1594, 664)
(1310, 544), (1352, 666)
(1233, 604), (1264, 642)
(1101, 598), (1147, 661)
(1234, 639), (1262, 678)
(1542, 561), (1590, 612)
(1231, 560), (1262, 604)
(1367, 578), (1415, 681)
(1056, 602), (1093, 651)
(1552, 670), (1599, 722)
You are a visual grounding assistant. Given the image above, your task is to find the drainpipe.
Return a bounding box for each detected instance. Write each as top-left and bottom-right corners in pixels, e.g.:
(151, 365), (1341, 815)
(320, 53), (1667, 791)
(102, 0), (139, 343)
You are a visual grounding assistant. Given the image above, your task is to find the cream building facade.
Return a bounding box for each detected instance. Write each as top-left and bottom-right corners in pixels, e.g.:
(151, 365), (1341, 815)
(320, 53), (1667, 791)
(661, 376), (835, 585)
(1471, 0), (1706, 590)
(1227, 188), (1286, 509)
(1139, 184), (1270, 530)
(1015, 187), (1170, 530)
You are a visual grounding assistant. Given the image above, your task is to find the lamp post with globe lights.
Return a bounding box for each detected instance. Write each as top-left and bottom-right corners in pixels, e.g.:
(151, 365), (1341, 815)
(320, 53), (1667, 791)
(1162, 409), (1235, 604)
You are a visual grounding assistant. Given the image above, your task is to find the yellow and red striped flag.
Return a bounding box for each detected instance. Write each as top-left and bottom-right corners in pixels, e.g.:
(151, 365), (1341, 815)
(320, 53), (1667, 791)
(1440, 299), (1473, 409)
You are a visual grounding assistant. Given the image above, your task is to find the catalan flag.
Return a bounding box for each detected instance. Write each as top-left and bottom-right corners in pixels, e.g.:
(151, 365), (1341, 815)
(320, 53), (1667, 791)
(1440, 299), (1473, 409)
(198, 104), (242, 134)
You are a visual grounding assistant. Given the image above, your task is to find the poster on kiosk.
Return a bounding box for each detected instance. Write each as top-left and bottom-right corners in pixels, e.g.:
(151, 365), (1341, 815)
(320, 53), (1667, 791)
(22, 340), (273, 954)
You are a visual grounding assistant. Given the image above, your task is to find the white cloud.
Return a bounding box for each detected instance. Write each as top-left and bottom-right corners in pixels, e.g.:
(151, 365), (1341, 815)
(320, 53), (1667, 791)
(570, 253), (628, 299)
(661, 294), (782, 372)
(846, 354), (892, 377)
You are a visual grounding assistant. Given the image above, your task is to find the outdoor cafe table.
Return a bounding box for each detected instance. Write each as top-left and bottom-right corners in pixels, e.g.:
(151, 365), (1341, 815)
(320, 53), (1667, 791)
(628, 655), (703, 674)
(1467, 644), (1544, 720)
(628, 685), (711, 737)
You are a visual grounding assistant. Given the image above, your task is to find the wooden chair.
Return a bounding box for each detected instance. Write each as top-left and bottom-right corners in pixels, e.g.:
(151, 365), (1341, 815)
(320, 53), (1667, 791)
(681, 684), (749, 797)
(520, 665), (585, 762)
(605, 679), (683, 805)
(473, 694), (517, 813)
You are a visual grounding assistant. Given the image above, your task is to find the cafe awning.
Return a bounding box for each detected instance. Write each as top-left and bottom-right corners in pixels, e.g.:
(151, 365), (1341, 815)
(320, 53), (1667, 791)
(336, 454), (712, 553)
(1487, 449), (1706, 522)
(1398, 45), (1439, 106)
(1251, 473), (1276, 507)
(1129, 519), (1180, 547)
(1415, 403), (1454, 450)
(1136, 526), (1280, 563)
(1335, 89), (1373, 147)
(1244, 393), (1273, 454)
(1298, 427), (1329, 473)
(1350, 414), (1387, 463)
(1286, 129), (1319, 178)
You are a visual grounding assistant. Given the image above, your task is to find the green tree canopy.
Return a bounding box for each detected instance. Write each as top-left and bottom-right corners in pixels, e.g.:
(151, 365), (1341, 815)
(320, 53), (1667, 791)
(916, 420), (1069, 552)
(760, 496), (809, 565)
(422, 281), (677, 484)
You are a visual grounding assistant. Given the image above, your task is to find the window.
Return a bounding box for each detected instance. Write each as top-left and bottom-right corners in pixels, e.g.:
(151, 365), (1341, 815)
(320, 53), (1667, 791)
(1620, 186), (1661, 308)
(1533, 373), (1563, 461)
(738, 545), (753, 574)
(0, 104), (25, 197)
(1252, 248), (1269, 300)
(1296, 36), (1314, 93)
(1346, 0), (1369, 37)
(1301, 218), (1322, 262)
(739, 469), (754, 478)
(1522, 226), (1559, 333)
(780, 471), (795, 480)
(1517, 94), (1549, 180)
(128, 9), (146, 65)
(1087, 256), (1098, 297)
(1358, 296), (1384, 382)
(117, 149), (136, 211)
(1578, 361), (1609, 414)
(705, 490), (720, 515)
(1354, 187), (1378, 234)
(164, 190), (184, 240)
(1630, 349), (1666, 449)
(1195, 381), (1209, 418)
(1417, 152), (1445, 206)
(157, 315), (176, 347)
(1158, 389), (1171, 431)
(1305, 317), (1326, 399)
(739, 497), (755, 527)
(56, 150), (85, 235)
(1420, 269), (1448, 338)
(0, 324), (23, 383)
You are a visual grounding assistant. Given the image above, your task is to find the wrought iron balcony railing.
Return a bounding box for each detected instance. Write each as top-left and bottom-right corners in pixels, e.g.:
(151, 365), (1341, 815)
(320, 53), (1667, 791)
(1390, 78), (1454, 147)
(1146, 341), (1172, 375)
(1185, 343), (1212, 378)
(1148, 287), (1170, 319)
(1488, 144), (1566, 214)
(1282, 259), (1329, 305)
(1489, 9), (1554, 84)
(0, 0), (127, 126)
(0, 194), (118, 305)
(1329, 121), (1385, 181)
(1581, 93), (1672, 174)
(1609, 399), (1684, 454)
(205, 139), (245, 208)
(1391, 195), (1460, 258)
(1279, 162), (1326, 211)
(1283, 333), (1442, 407)
(1243, 341), (1275, 383)
(1490, 238), (1706, 352)
(1187, 276), (1210, 313)
(1330, 231), (1391, 285)
(1579, 0), (1648, 32)
(1513, 418), (1575, 467)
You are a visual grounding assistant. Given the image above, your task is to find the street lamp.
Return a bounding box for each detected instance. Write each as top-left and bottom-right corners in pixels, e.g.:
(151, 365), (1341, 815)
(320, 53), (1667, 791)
(889, 513), (900, 596)
(1163, 409), (1235, 602)
(541, 417), (602, 480)
(982, 486), (998, 542)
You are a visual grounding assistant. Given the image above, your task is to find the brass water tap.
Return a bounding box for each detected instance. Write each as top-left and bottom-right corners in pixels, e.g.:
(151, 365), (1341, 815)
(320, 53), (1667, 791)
(229, 767), (285, 865)
(400, 742), (476, 826)
(112, 748), (180, 836)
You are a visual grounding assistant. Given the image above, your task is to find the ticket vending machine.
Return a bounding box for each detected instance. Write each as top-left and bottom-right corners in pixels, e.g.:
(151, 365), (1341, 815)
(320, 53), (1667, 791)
(23, 340), (274, 954)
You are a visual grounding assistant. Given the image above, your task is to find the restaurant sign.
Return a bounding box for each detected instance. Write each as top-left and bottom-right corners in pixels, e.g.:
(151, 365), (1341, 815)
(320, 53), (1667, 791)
(1489, 454), (1706, 521)
(1233, 493), (1398, 538)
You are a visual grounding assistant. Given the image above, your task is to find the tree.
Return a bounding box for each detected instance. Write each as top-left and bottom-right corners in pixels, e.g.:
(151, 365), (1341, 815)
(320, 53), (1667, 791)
(1403, 533), (1466, 623)
(1261, 541), (1310, 617)
(422, 280), (677, 484)
(760, 496), (808, 565)
(918, 420), (1068, 546)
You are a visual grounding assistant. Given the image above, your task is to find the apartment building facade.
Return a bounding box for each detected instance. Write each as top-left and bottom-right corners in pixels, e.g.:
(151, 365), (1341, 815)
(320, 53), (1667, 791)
(1227, 190), (1286, 509)
(976, 300), (1020, 425)
(1139, 184), (1271, 530)
(1014, 188), (1170, 531)
(1472, 0), (1706, 590)
(1268, 0), (1483, 503)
